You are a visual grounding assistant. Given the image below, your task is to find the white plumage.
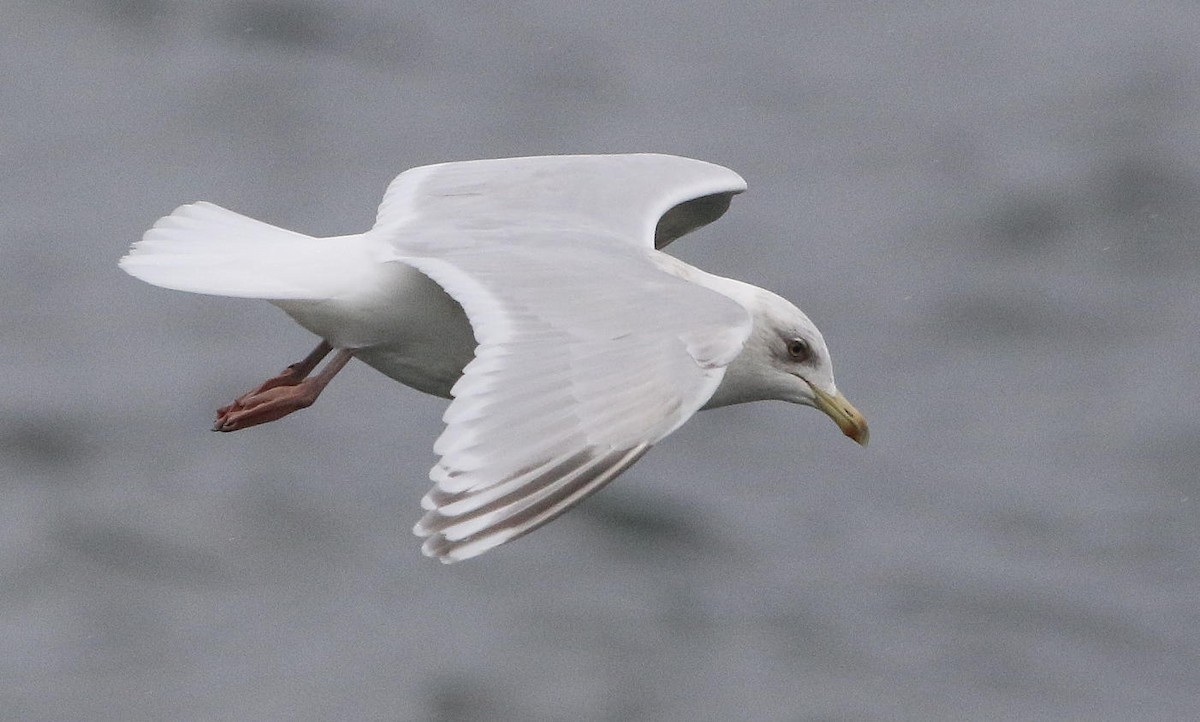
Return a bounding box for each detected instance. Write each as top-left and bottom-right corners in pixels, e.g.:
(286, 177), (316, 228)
(120, 153), (867, 563)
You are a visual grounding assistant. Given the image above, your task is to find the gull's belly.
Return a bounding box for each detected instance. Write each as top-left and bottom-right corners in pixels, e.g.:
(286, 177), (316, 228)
(275, 261), (477, 398)
(353, 343), (471, 398)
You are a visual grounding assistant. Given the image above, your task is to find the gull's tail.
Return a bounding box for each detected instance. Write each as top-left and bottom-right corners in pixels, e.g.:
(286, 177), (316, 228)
(119, 202), (377, 300)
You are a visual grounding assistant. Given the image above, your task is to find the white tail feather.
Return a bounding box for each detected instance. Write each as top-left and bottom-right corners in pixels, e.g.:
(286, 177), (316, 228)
(119, 202), (376, 300)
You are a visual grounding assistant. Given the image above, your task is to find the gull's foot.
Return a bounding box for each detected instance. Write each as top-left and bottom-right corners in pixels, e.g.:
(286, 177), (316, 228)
(213, 382), (321, 432)
(212, 344), (352, 433)
(214, 361), (313, 420)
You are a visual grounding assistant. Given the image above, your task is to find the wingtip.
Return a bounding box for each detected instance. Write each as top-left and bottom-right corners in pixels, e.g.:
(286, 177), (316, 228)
(419, 533), (478, 564)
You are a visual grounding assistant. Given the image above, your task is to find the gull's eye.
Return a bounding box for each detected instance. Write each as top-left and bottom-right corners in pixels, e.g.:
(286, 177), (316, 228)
(786, 338), (811, 362)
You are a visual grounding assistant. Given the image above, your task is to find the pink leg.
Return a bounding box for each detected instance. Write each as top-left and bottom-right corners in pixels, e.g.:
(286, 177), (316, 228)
(215, 340), (332, 419)
(213, 342), (352, 432)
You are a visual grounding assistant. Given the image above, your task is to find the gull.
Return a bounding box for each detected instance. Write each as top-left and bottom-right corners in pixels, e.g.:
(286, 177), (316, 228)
(119, 153), (868, 563)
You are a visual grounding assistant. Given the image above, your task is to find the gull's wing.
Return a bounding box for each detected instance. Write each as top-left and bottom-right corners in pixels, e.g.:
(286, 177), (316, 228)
(372, 153), (747, 249)
(395, 232), (751, 562)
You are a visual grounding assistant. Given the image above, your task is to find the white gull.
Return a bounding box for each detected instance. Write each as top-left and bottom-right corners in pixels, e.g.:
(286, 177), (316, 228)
(119, 153), (868, 563)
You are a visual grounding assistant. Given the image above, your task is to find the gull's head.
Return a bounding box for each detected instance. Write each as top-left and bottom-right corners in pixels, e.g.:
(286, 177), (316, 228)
(708, 286), (869, 446)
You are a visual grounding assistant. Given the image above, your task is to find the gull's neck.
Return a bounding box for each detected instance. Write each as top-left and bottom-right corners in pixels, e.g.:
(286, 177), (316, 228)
(650, 252), (763, 311)
(651, 252), (780, 410)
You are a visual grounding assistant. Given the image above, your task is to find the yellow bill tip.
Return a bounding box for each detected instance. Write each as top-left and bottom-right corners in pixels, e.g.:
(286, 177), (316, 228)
(808, 384), (869, 447)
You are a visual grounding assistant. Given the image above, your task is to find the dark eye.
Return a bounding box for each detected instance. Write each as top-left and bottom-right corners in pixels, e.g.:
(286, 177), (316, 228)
(786, 338), (811, 362)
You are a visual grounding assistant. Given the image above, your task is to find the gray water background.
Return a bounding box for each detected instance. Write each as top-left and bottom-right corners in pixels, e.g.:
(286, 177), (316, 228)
(3, 1), (1199, 719)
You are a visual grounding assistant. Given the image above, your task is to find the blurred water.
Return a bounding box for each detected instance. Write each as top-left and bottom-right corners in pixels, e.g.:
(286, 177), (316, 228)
(3, 1), (1199, 719)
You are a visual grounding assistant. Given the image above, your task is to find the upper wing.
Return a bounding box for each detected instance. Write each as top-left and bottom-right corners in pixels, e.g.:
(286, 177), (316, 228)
(372, 153), (747, 249)
(397, 232), (751, 562)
